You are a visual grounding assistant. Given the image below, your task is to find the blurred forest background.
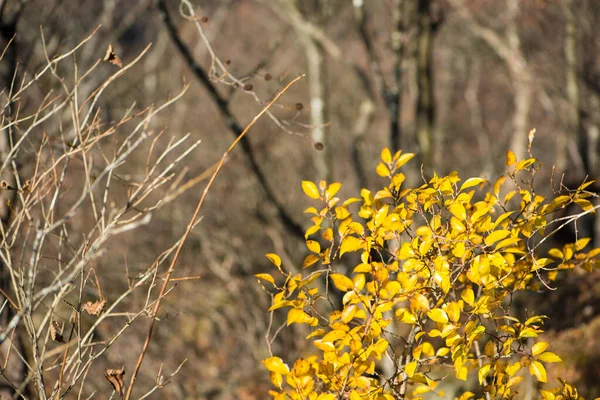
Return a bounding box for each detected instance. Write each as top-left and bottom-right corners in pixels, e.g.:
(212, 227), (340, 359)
(0, 0), (599, 398)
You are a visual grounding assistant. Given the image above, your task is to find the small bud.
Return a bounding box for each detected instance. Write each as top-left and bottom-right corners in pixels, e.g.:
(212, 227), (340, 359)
(295, 103), (303, 110)
(314, 142), (324, 151)
(264, 73), (272, 81)
(200, 16), (209, 23)
(224, 60), (231, 66)
(243, 83), (253, 91)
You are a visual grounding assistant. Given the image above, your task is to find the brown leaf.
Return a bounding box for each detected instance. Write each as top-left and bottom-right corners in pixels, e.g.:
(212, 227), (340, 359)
(103, 44), (123, 68)
(50, 321), (64, 343)
(82, 300), (106, 316)
(105, 368), (125, 397)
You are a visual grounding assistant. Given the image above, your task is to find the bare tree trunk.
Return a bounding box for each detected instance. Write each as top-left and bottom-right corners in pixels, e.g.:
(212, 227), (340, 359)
(558, 0), (580, 173)
(389, 0), (407, 153)
(352, 100), (375, 190)
(508, 72), (533, 161)
(450, 0), (533, 161)
(304, 35), (330, 181)
(465, 60), (495, 178)
(415, 0), (440, 173)
(268, 0), (331, 181)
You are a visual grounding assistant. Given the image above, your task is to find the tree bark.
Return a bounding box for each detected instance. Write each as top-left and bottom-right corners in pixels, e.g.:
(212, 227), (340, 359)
(415, 0), (439, 173)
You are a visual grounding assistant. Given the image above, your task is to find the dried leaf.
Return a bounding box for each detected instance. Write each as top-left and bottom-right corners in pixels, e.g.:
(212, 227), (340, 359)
(105, 367), (125, 397)
(50, 321), (64, 343)
(82, 300), (106, 316)
(103, 44), (123, 68)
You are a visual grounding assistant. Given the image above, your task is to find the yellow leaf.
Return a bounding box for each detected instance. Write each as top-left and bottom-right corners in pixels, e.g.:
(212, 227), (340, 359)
(446, 302), (461, 323)
(506, 361), (520, 377)
(395, 308), (417, 324)
(302, 180), (320, 199)
(349, 391), (362, 400)
(396, 153), (415, 168)
(506, 150), (517, 167)
(427, 309), (449, 324)
(461, 288), (474, 306)
(313, 339), (335, 352)
(548, 248), (564, 259)
(255, 273), (275, 285)
(478, 364), (491, 385)
(515, 158), (536, 171)
(460, 178), (485, 192)
(405, 360), (418, 377)
(335, 206), (350, 220)
(376, 162), (390, 177)
(302, 254), (320, 269)
(532, 341), (549, 356)
(451, 217), (466, 233)
(330, 273), (354, 292)
(341, 304), (357, 323)
(266, 253), (281, 268)
(453, 241), (466, 258)
(484, 230), (510, 247)
(493, 176), (507, 197)
(504, 190), (517, 204)
(537, 352), (562, 363)
(262, 357), (290, 375)
(287, 308), (315, 326)
(529, 360), (547, 382)
(507, 376), (524, 388)
(353, 273), (366, 290)
(306, 240), (321, 253)
(305, 224), (320, 239)
(412, 293), (430, 311)
(574, 198), (595, 212)
(325, 182), (342, 199)
(574, 238), (590, 251)
(518, 327), (540, 339)
(449, 203), (467, 221)
(381, 147), (392, 163)
(304, 206), (318, 214)
(484, 341), (495, 358)
(457, 366), (468, 381)
(340, 236), (363, 256)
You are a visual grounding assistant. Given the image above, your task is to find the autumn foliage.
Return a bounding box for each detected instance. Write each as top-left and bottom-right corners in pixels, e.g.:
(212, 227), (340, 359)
(258, 148), (599, 399)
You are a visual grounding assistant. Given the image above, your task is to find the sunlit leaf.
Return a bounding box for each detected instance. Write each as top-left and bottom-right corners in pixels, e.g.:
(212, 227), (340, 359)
(325, 182), (342, 199)
(532, 341), (549, 357)
(484, 230), (510, 247)
(340, 236), (363, 256)
(376, 162), (390, 177)
(460, 178), (485, 192)
(302, 180), (320, 199)
(263, 357), (290, 375)
(537, 352), (562, 363)
(405, 360), (418, 377)
(529, 360), (547, 382)
(461, 288), (475, 306)
(506, 150), (517, 167)
(381, 148), (392, 163)
(427, 309), (449, 324)
(396, 153), (415, 168)
(255, 273), (275, 285)
(449, 203), (467, 221)
(306, 240), (320, 253)
(330, 273), (354, 292)
(478, 363), (491, 385)
(302, 254), (320, 269)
